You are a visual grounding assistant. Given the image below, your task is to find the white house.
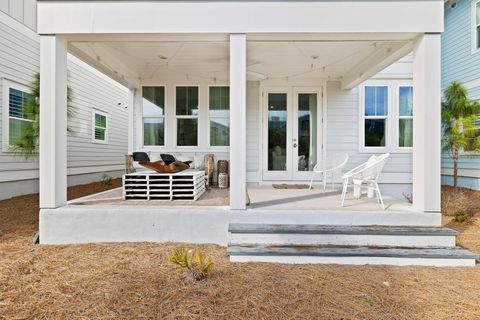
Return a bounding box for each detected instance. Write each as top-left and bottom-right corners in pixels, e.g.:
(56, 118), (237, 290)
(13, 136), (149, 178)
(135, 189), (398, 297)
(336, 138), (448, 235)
(0, 0), (128, 200)
(36, 0), (479, 266)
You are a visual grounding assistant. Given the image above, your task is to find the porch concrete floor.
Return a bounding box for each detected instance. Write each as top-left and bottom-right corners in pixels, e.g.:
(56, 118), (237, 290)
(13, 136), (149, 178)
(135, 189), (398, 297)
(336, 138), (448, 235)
(69, 185), (414, 212)
(247, 186), (415, 212)
(68, 187), (229, 206)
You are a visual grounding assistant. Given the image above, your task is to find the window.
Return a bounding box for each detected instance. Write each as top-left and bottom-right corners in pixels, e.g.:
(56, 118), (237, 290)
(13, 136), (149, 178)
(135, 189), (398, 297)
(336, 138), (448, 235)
(92, 110), (108, 143)
(209, 86), (230, 146)
(142, 86), (165, 146)
(7, 86), (34, 147)
(475, 1), (480, 50)
(364, 86), (388, 147)
(176, 86), (198, 146)
(399, 86), (413, 148)
(464, 114), (480, 152)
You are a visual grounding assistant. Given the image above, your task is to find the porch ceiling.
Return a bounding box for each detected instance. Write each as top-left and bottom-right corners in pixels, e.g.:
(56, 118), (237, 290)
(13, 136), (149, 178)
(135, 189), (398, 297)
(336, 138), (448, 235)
(69, 36), (414, 88)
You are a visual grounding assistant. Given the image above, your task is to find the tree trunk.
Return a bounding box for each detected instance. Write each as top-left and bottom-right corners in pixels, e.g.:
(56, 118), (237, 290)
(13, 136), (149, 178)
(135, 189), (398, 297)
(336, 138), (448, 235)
(453, 144), (459, 190)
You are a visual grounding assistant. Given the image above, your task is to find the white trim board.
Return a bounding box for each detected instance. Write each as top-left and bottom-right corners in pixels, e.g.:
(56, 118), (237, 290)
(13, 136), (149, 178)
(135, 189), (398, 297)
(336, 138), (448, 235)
(37, 1), (444, 34)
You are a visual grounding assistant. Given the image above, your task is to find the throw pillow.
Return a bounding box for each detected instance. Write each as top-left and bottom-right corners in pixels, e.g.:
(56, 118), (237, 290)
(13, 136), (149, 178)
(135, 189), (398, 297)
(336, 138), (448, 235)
(160, 154), (176, 165)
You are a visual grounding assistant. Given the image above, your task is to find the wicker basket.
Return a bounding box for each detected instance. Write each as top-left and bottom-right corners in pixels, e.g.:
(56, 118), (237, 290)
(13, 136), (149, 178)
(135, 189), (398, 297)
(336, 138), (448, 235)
(217, 160), (229, 187)
(218, 173), (229, 189)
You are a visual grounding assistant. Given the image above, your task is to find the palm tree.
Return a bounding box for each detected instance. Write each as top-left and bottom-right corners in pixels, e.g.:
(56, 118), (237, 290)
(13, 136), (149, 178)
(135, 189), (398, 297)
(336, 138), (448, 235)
(10, 73), (75, 159)
(442, 81), (480, 189)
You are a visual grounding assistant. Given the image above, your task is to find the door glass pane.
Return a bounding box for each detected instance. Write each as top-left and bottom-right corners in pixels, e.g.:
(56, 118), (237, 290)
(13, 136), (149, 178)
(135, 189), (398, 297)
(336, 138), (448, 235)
(365, 119), (386, 147)
(268, 93), (287, 171)
(177, 118), (198, 146)
(143, 117), (164, 146)
(399, 119), (413, 147)
(297, 93), (317, 171)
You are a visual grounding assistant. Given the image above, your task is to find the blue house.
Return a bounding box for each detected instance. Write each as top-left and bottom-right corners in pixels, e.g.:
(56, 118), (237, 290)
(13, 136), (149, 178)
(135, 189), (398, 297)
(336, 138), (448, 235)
(442, 0), (480, 190)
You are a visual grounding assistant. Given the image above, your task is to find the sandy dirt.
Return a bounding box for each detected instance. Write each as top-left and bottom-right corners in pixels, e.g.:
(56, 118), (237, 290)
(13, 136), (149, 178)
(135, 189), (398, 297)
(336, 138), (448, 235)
(0, 183), (480, 319)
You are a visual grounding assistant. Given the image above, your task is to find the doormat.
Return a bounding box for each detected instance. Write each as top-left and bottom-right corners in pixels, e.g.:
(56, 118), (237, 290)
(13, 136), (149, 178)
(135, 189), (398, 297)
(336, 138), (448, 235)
(272, 184), (310, 189)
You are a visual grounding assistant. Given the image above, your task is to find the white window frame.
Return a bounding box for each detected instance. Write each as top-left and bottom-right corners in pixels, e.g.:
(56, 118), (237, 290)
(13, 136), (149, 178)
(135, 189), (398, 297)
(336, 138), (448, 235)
(2, 79), (34, 152)
(359, 84), (389, 153)
(175, 85), (199, 147)
(359, 80), (413, 154)
(398, 86), (413, 150)
(208, 85), (230, 148)
(472, 0), (480, 53)
(141, 85), (166, 148)
(92, 109), (108, 144)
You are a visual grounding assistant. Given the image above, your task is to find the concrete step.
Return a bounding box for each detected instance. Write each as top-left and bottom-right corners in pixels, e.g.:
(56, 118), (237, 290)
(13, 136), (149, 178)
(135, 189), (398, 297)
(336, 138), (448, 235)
(228, 244), (479, 267)
(229, 224), (458, 247)
(231, 210), (441, 227)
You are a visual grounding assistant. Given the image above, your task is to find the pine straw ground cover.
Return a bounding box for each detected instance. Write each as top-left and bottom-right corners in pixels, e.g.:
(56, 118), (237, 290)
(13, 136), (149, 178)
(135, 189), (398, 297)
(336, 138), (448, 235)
(0, 184), (479, 320)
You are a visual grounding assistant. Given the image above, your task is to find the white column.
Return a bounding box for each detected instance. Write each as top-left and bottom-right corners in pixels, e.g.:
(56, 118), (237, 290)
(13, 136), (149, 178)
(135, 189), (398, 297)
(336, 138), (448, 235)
(229, 34), (247, 210)
(39, 35), (68, 209)
(127, 88), (135, 154)
(412, 33), (441, 213)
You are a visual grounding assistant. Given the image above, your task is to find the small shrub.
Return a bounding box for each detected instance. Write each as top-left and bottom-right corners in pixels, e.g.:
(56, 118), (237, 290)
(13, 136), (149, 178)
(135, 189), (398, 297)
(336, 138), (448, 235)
(100, 173), (112, 188)
(453, 212), (469, 223)
(170, 247), (213, 281)
(442, 189), (471, 216)
(358, 293), (376, 306)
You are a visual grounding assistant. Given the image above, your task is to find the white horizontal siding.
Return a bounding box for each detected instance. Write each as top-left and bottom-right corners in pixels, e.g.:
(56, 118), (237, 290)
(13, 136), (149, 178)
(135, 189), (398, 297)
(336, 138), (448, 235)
(0, 0), (36, 31)
(0, 12), (129, 187)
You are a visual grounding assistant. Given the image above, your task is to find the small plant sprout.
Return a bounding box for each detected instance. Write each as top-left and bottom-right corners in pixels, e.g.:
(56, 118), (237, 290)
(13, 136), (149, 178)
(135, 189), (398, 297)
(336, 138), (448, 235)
(100, 173), (113, 188)
(454, 212), (469, 223)
(170, 247), (213, 281)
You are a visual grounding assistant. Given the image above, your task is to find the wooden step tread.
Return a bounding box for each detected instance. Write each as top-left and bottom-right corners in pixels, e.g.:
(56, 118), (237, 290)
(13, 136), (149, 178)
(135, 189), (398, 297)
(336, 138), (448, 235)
(228, 224), (458, 236)
(227, 244), (479, 260)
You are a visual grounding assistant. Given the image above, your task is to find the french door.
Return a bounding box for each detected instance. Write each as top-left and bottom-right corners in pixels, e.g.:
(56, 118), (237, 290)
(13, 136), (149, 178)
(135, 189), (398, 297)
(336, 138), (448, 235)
(262, 87), (323, 181)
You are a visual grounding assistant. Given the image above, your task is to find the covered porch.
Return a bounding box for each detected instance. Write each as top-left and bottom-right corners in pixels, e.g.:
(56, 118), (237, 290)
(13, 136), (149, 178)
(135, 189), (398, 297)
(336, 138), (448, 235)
(37, 0), (444, 246)
(68, 185), (415, 213)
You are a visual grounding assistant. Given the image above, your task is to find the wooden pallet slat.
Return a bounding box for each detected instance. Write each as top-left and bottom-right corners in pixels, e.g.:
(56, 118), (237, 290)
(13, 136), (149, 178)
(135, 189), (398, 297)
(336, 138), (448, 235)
(123, 170), (206, 201)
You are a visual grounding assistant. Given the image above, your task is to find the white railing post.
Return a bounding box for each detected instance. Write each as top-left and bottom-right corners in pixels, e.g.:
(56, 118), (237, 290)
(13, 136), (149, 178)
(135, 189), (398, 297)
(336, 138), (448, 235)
(39, 35), (68, 209)
(229, 34), (247, 210)
(412, 33), (441, 213)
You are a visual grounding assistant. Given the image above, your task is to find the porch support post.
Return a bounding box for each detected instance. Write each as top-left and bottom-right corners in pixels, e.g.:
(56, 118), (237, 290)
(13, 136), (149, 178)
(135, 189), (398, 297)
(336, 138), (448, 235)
(39, 35), (68, 209)
(127, 88), (135, 154)
(412, 33), (441, 213)
(229, 34), (247, 210)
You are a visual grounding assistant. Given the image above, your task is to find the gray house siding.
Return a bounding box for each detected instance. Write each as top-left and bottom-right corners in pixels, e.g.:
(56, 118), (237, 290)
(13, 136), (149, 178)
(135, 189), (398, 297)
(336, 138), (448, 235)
(0, 9), (128, 200)
(442, 0), (480, 190)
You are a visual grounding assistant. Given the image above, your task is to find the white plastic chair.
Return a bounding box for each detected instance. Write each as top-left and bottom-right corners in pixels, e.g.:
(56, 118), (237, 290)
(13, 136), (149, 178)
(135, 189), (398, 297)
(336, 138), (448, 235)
(341, 153), (390, 209)
(309, 153), (349, 191)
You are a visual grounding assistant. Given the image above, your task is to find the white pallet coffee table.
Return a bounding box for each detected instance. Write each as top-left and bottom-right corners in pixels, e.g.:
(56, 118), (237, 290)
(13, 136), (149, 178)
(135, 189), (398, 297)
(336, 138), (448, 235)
(123, 170), (206, 201)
